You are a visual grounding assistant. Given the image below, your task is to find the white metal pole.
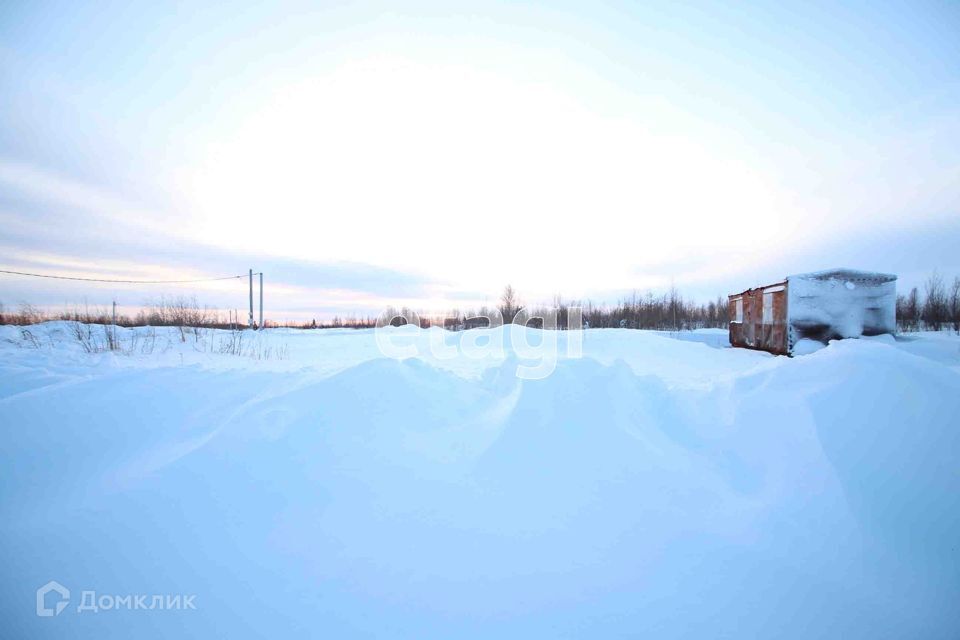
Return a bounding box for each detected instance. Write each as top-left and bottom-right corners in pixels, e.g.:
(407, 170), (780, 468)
(248, 269), (254, 329)
(259, 272), (263, 330)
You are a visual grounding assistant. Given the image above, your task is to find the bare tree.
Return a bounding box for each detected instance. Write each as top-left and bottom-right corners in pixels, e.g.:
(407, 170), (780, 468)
(950, 276), (960, 334)
(500, 285), (519, 324)
(899, 287), (921, 332)
(896, 294), (907, 332)
(923, 271), (948, 330)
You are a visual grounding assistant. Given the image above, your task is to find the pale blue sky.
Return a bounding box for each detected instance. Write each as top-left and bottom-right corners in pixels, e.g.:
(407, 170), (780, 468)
(1, 1), (958, 318)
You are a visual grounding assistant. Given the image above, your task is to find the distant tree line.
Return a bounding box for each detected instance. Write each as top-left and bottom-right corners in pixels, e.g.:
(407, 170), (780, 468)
(0, 297), (252, 330)
(896, 272), (960, 333)
(572, 288), (729, 331)
(311, 315), (378, 329)
(435, 285), (729, 331)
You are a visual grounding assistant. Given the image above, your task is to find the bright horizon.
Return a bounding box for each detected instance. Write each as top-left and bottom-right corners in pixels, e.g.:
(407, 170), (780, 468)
(2, 1), (958, 320)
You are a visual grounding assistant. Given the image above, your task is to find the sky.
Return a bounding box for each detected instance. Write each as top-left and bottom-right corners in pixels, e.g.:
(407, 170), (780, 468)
(1, 1), (958, 320)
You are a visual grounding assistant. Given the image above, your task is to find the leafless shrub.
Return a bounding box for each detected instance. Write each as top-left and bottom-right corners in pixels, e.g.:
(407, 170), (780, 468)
(56, 302), (120, 326)
(19, 328), (42, 349)
(216, 329), (244, 356)
(137, 296), (217, 331)
(103, 325), (120, 351)
(139, 327), (157, 354)
(209, 329), (287, 360)
(70, 322), (102, 353)
(11, 303), (46, 326)
(123, 329), (140, 355)
(245, 340), (289, 361)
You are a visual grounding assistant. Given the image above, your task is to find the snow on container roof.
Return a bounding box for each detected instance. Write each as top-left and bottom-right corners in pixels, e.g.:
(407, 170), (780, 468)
(788, 268), (896, 284)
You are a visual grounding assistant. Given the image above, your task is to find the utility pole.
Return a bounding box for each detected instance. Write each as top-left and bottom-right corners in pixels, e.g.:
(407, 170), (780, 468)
(259, 272), (263, 331)
(248, 269), (254, 329)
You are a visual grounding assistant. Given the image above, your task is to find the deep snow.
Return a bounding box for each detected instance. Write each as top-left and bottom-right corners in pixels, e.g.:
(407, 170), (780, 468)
(2, 323), (959, 638)
(786, 270), (897, 343)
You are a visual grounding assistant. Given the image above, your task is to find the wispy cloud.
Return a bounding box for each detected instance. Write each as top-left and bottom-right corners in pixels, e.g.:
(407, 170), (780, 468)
(0, 162), (440, 317)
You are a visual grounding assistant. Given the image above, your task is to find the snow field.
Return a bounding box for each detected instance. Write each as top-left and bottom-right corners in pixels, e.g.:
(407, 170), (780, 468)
(2, 323), (959, 638)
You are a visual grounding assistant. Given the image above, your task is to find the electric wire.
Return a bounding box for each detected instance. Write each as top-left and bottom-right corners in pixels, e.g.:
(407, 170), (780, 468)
(0, 268), (260, 284)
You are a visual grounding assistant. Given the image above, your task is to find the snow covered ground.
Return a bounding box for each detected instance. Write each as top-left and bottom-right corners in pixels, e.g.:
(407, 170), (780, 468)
(2, 323), (959, 638)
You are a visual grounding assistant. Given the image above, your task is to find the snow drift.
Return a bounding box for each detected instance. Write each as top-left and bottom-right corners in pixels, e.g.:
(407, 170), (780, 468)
(1, 324), (958, 638)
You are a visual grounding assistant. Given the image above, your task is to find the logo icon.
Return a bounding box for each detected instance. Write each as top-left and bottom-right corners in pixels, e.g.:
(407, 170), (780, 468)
(36, 581), (70, 617)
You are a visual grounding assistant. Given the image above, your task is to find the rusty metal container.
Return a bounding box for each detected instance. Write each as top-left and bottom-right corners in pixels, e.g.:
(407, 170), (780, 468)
(728, 281), (788, 355)
(729, 269), (897, 355)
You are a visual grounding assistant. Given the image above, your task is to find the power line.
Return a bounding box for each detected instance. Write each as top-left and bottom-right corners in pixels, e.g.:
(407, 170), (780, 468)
(0, 268), (260, 284)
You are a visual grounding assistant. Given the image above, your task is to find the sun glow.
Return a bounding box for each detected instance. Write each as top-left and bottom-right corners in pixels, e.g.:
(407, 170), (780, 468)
(178, 56), (797, 301)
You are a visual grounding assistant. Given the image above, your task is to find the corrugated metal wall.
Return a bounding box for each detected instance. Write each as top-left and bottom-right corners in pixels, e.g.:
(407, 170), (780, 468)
(728, 283), (788, 355)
